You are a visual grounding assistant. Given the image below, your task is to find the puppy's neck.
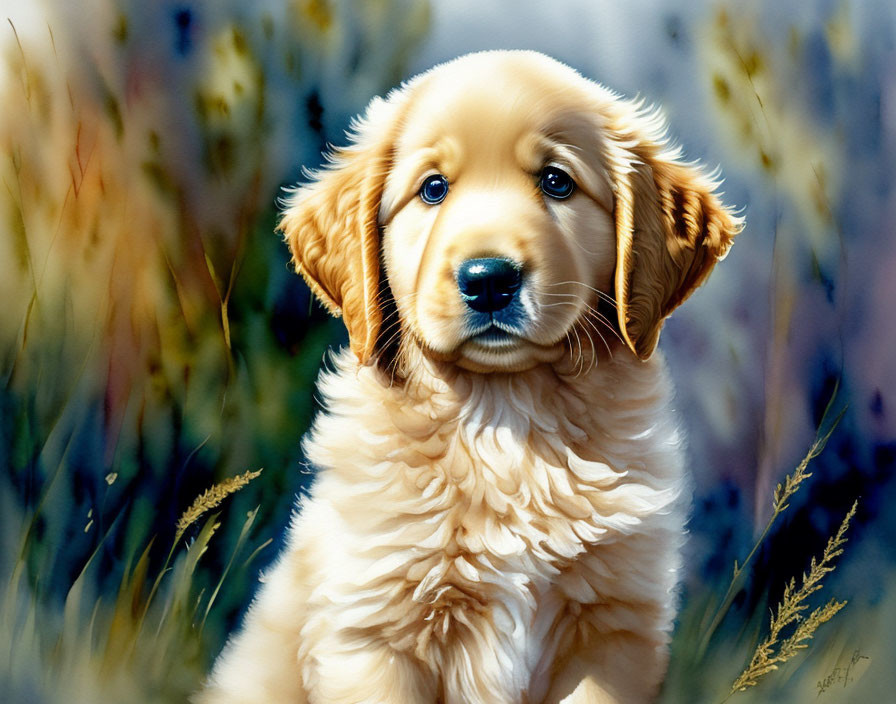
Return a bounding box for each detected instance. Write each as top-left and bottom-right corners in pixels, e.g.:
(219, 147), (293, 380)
(364, 340), (650, 440)
(384, 339), (629, 397)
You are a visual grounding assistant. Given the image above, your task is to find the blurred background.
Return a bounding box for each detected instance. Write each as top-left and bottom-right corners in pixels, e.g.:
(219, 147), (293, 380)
(0, 0), (892, 702)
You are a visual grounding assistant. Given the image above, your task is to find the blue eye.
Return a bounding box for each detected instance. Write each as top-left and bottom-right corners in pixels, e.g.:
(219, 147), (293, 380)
(540, 166), (575, 199)
(419, 174), (449, 204)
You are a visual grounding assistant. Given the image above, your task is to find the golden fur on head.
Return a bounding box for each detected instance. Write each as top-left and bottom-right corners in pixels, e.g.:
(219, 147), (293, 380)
(202, 51), (742, 704)
(279, 50), (741, 368)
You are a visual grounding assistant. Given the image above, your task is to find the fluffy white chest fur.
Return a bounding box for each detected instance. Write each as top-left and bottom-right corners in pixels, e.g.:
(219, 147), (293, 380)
(201, 349), (686, 704)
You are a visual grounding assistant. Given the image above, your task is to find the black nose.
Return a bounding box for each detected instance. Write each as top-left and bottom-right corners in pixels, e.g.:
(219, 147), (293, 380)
(456, 258), (522, 313)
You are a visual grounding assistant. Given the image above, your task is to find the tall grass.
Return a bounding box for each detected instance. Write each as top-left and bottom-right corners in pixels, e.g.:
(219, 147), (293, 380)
(0, 2), (429, 702)
(662, 386), (860, 703)
(1, 470), (264, 703)
(725, 502), (856, 699)
(697, 390), (847, 658)
(659, 8), (866, 700)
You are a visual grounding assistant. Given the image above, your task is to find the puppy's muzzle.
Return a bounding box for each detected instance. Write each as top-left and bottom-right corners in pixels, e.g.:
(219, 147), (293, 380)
(456, 258), (523, 313)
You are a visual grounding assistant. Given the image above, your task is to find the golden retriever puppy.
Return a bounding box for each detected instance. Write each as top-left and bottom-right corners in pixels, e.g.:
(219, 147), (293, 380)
(198, 50), (741, 704)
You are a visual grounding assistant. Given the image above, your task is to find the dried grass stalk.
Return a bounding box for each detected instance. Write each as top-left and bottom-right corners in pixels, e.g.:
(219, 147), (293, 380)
(175, 469), (263, 539)
(727, 501), (857, 698)
(697, 392), (845, 657)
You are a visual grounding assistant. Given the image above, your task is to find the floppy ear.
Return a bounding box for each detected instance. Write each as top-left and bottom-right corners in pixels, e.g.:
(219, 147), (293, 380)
(605, 106), (744, 360)
(278, 95), (401, 364)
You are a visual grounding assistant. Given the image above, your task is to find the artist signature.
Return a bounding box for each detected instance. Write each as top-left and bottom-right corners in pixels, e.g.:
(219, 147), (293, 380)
(816, 649), (870, 696)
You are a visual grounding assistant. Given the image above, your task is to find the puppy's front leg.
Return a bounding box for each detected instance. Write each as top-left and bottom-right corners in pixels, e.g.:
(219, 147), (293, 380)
(302, 633), (437, 704)
(195, 554), (309, 704)
(544, 631), (669, 704)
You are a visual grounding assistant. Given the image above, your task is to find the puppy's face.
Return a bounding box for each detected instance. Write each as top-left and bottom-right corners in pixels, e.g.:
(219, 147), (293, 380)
(380, 57), (616, 372)
(280, 52), (742, 373)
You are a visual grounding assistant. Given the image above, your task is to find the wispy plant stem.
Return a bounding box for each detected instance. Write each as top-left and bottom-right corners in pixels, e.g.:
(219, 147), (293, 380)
(175, 468), (263, 541)
(133, 468), (263, 643)
(697, 388), (845, 658)
(722, 502), (857, 701)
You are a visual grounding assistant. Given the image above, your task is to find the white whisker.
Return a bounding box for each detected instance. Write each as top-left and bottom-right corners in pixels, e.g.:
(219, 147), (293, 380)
(577, 313), (612, 360)
(545, 280), (618, 308)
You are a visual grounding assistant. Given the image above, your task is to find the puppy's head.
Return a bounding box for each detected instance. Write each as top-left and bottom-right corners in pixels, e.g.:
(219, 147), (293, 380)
(280, 51), (742, 373)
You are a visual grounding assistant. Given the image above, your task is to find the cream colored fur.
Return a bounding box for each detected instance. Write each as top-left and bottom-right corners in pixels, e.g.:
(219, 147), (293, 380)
(197, 51), (741, 704)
